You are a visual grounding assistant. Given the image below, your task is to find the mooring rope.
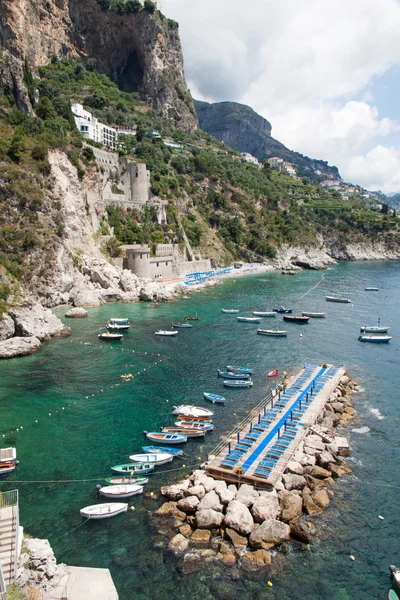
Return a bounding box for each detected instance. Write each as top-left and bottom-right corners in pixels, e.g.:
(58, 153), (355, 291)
(299, 274), (325, 300)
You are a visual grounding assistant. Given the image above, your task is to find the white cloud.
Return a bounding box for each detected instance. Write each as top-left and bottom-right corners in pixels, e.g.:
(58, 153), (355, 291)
(346, 146), (400, 193)
(163, 0), (400, 191)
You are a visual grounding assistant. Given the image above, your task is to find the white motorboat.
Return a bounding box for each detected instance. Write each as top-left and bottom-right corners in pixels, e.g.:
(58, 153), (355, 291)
(172, 405), (214, 418)
(98, 485), (143, 499)
(221, 309), (240, 314)
(360, 325), (390, 334)
(109, 318), (129, 324)
(365, 287), (379, 291)
(252, 311), (276, 317)
(80, 503), (128, 519)
(358, 334), (392, 343)
(154, 330), (178, 336)
(325, 296), (351, 303)
(98, 332), (124, 341)
(301, 311), (326, 318)
(237, 316), (261, 323)
(129, 453), (173, 465)
(107, 322), (130, 331)
(257, 329), (288, 337)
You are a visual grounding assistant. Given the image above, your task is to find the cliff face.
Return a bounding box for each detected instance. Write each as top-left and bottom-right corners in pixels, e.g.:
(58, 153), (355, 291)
(195, 100), (339, 180)
(0, 0), (197, 131)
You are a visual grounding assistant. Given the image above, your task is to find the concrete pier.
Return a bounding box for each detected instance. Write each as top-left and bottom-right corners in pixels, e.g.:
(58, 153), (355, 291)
(67, 567), (118, 600)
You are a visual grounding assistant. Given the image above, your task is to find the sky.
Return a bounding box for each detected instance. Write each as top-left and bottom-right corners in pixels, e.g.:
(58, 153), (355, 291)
(162, 0), (400, 194)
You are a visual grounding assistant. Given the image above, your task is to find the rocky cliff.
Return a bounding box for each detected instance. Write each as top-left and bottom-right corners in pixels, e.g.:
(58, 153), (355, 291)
(195, 100), (339, 180)
(0, 0), (197, 131)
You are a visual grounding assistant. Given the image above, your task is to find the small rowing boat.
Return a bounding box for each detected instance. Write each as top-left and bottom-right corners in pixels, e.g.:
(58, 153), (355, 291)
(98, 332), (124, 341)
(176, 415), (213, 423)
(301, 311), (326, 318)
(142, 446), (184, 457)
(252, 311), (276, 317)
(109, 318), (129, 324)
(172, 405), (214, 418)
(99, 484), (143, 499)
(365, 287), (379, 291)
(106, 322), (130, 331)
(217, 370), (250, 380)
(257, 329), (288, 337)
(185, 314), (199, 321)
(104, 476), (149, 485)
(0, 461), (17, 476)
(272, 306), (293, 314)
(388, 590), (399, 600)
(80, 503), (128, 519)
(283, 315), (310, 323)
(237, 316), (261, 323)
(223, 379), (253, 388)
(360, 325), (390, 334)
(145, 432), (188, 444)
(111, 463), (155, 475)
(325, 296), (351, 303)
(129, 453), (173, 465)
(154, 330), (178, 336)
(172, 323), (193, 329)
(389, 565), (400, 592)
(226, 365), (253, 374)
(221, 309), (240, 314)
(358, 335), (392, 343)
(174, 421), (214, 431)
(203, 392), (225, 404)
(161, 427), (206, 438)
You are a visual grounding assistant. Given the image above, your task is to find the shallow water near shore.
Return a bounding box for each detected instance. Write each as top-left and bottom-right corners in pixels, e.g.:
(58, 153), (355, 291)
(1, 260), (400, 600)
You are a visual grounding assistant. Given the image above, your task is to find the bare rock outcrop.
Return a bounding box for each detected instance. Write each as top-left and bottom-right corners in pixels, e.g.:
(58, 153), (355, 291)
(223, 500), (254, 536)
(249, 519), (290, 549)
(65, 307), (88, 318)
(0, 314), (15, 340)
(0, 336), (42, 359)
(9, 304), (71, 340)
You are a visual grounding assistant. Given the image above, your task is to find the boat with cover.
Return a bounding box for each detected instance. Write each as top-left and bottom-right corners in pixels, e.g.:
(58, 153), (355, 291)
(154, 330), (178, 336)
(142, 446), (184, 457)
(109, 318), (129, 324)
(325, 296), (351, 303)
(98, 332), (124, 341)
(283, 315), (310, 323)
(358, 335), (392, 343)
(390, 565), (400, 592)
(217, 370), (250, 380)
(161, 427), (206, 438)
(174, 421), (214, 431)
(111, 463), (155, 475)
(106, 322), (130, 331)
(237, 316), (261, 323)
(129, 453), (173, 465)
(224, 379), (253, 388)
(99, 484), (143, 499)
(365, 287), (379, 291)
(221, 309), (240, 314)
(172, 323), (193, 329)
(145, 432), (188, 444)
(185, 314), (199, 321)
(252, 311), (276, 317)
(172, 405), (214, 418)
(360, 325), (390, 334)
(257, 329), (288, 337)
(226, 365), (253, 374)
(301, 311), (326, 318)
(80, 503), (128, 519)
(203, 392), (226, 404)
(272, 306), (293, 314)
(105, 476), (149, 485)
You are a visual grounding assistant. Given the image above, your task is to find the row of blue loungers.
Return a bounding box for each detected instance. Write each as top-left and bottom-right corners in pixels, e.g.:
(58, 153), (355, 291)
(220, 364), (340, 480)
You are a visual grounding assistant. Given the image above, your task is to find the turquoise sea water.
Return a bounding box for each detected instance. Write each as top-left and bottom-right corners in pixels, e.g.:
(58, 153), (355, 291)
(1, 261), (400, 600)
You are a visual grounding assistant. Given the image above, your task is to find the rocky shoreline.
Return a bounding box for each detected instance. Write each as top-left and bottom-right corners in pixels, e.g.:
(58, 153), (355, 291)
(152, 375), (356, 575)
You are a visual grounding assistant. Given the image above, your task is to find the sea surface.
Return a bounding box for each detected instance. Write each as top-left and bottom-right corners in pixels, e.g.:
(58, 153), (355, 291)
(1, 261), (399, 600)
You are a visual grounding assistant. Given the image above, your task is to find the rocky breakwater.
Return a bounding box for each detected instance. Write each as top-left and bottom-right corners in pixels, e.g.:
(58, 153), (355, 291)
(152, 375), (356, 574)
(16, 536), (70, 596)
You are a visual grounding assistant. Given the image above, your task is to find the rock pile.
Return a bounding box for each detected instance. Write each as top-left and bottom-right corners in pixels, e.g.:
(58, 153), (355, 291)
(16, 537), (70, 595)
(153, 375), (356, 573)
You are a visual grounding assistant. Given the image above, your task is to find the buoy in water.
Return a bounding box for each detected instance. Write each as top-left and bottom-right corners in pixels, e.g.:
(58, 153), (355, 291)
(300, 334), (303, 337)
(130, 506), (135, 511)
(378, 515), (384, 520)
(350, 555), (355, 561)
(267, 581), (273, 587)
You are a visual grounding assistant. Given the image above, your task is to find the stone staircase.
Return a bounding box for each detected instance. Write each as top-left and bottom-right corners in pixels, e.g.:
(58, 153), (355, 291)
(0, 491), (19, 587)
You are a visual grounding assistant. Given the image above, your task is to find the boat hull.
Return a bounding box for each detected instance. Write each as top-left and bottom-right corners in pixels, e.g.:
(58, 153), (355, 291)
(301, 312), (326, 318)
(226, 365), (253, 374)
(252, 312), (276, 317)
(237, 317), (261, 323)
(99, 485), (143, 498)
(358, 335), (392, 343)
(325, 296), (351, 303)
(223, 380), (253, 388)
(217, 370), (250, 379)
(172, 324), (193, 329)
(257, 329), (287, 337)
(172, 405), (214, 418)
(360, 326), (390, 334)
(145, 432), (188, 444)
(104, 476), (149, 485)
(98, 334), (124, 341)
(111, 463), (155, 475)
(80, 503), (128, 519)
(221, 309), (240, 314)
(129, 453), (173, 465)
(283, 316), (310, 323)
(272, 308), (293, 313)
(161, 428), (206, 438)
(107, 324), (130, 331)
(174, 421), (214, 430)
(203, 392), (225, 404)
(155, 331), (178, 336)
(142, 446), (183, 457)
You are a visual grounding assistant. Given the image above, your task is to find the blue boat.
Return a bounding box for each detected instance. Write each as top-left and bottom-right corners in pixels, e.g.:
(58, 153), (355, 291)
(203, 392), (226, 404)
(174, 420), (214, 431)
(142, 446), (184, 457)
(358, 335), (392, 343)
(218, 370), (250, 380)
(272, 306), (293, 314)
(145, 432), (187, 444)
(226, 365), (253, 374)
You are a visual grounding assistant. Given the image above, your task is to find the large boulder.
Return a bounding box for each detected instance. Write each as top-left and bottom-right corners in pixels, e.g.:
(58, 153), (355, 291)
(193, 473), (217, 492)
(290, 518), (315, 543)
(241, 549), (271, 572)
(303, 494), (322, 516)
(312, 490), (330, 509)
(217, 541), (236, 566)
(279, 490), (303, 522)
(304, 435), (325, 452)
(177, 496), (200, 513)
(282, 473), (307, 491)
(0, 314), (15, 340)
(139, 282), (161, 302)
(224, 500), (254, 536)
(196, 509), (224, 529)
(69, 286), (104, 307)
(156, 289), (173, 302)
(184, 485), (205, 500)
(9, 304), (70, 340)
(249, 519), (290, 549)
(225, 528), (248, 549)
(318, 451), (335, 468)
(235, 484), (259, 507)
(251, 493), (281, 523)
(155, 502), (186, 521)
(197, 490), (223, 513)
(65, 307), (88, 318)
(168, 534), (189, 555)
(120, 270), (139, 292)
(215, 481), (235, 505)
(190, 529), (211, 547)
(160, 480), (191, 501)
(311, 466), (332, 479)
(0, 336), (42, 359)
(285, 460), (304, 475)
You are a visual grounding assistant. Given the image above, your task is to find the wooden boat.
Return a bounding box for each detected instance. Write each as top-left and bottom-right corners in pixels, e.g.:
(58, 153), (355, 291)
(176, 414), (213, 423)
(221, 309), (240, 314)
(161, 427), (206, 438)
(301, 311), (326, 318)
(111, 463), (155, 475)
(172, 323), (193, 329)
(226, 365), (253, 374)
(104, 476), (149, 485)
(360, 325), (390, 334)
(388, 590), (399, 600)
(98, 332), (124, 341)
(365, 287), (379, 291)
(223, 379), (253, 388)
(99, 484), (143, 499)
(358, 335), (392, 343)
(203, 392), (225, 404)
(217, 370), (250, 380)
(174, 421), (214, 431)
(390, 565), (400, 592)
(283, 315), (310, 323)
(142, 446), (184, 457)
(272, 306), (293, 314)
(257, 329), (288, 337)
(145, 431), (188, 444)
(154, 330), (178, 336)
(252, 311), (276, 317)
(80, 503), (128, 519)
(237, 316), (261, 323)
(109, 318), (129, 324)
(129, 453), (173, 465)
(325, 296), (351, 303)
(106, 322), (130, 331)
(185, 314), (199, 321)
(0, 461), (17, 476)
(172, 405), (214, 418)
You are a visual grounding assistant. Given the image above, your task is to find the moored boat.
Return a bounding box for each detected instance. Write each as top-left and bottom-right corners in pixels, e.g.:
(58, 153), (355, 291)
(252, 311), (276, 317)
(172, 405), (214, 418)
(226, 365), (253, 374)
(301, 311), (326, 318)
(106, 322), (130, 331)
(217, 370), (250, 380)
(272, 306), (293, 314)
(0, 461), (18, 476)
(365, 287), (379, 291)
(104, 476), (149, 485)
(98, 332), (124, 341)
(237, 316), (261, 323)
(257, 329), (288, 337)
(98, 484), (143, 499)
(172, 323), (193, 329)
(161, 427), (206, 438)
(358, 335), (392, 343)
(176, 414), (213, 423)
(111, 463), (155, 475)
(109, 318), (129, 324)
(174, 421), (214, 431)
(360, 325), (390, 334)
(389, 565), (400, 592)
(185, 314), (199, 321)
(283, 315), (310, 323)
(80, 503), (128, 519)
(221, 309), (240, 314)
(154, 330), (178, 336)
(145, 431), (188, 444)
(325, 296), (351, 303)
(142, 446), (184, 457)
(223, 379), (253, 388)
(388, 591), (399, 600)
(203, 392), (226, 404)
(129, 453), (173, 465)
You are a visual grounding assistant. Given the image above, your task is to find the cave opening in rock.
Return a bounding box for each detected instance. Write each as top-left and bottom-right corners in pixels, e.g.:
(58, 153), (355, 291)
(116, 50), (144, 93)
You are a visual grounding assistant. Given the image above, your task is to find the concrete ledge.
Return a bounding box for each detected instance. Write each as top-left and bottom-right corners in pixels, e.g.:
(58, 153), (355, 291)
(67, 566), (118, 600)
